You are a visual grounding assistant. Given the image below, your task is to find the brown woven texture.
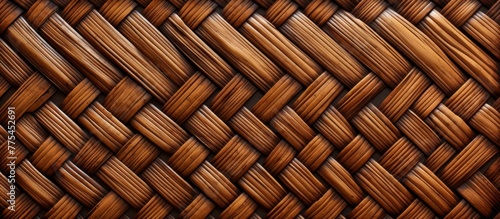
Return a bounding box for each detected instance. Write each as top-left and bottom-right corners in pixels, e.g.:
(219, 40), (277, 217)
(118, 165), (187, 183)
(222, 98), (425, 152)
(0, 0), (499, 218)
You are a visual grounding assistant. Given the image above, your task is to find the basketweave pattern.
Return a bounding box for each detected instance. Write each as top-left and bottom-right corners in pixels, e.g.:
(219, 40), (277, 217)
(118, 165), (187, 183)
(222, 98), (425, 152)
(0, 0), (499, 218)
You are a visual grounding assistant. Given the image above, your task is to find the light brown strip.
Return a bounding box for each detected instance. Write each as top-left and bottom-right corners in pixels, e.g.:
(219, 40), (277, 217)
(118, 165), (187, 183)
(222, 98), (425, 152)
(77, 10), (177, 102)
(5, 17), (84, 93)
(372, 9), (466, 95)
(198, 13), (284, 91)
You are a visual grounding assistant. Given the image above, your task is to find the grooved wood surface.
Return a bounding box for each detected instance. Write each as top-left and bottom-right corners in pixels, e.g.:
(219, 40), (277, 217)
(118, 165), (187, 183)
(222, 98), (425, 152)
(0, 0), (499, 218)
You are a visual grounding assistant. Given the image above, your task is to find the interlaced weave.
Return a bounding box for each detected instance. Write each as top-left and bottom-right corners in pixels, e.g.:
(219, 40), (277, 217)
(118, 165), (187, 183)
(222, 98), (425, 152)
(0, 0), (499, 218)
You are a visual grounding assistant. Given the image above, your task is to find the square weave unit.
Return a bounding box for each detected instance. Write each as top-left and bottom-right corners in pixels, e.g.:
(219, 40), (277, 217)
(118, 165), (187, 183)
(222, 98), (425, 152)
(0, 0), (499, 218)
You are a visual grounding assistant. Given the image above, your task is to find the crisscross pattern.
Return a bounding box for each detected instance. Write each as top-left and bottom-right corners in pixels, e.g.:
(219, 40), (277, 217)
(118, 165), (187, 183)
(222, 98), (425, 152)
(0, 0), (499, 218)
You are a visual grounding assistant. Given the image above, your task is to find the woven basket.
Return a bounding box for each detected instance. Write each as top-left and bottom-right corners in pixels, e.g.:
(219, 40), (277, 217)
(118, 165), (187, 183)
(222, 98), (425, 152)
(0, 0), (499, 218)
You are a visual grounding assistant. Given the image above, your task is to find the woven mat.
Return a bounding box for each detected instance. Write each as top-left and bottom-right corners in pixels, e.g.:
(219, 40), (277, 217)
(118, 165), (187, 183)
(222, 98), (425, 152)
(0, 0), (499, 218)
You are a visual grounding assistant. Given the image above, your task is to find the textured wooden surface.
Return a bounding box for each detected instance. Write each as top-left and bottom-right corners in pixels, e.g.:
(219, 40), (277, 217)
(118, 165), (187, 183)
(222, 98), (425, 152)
(0, 0), (499, 218)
